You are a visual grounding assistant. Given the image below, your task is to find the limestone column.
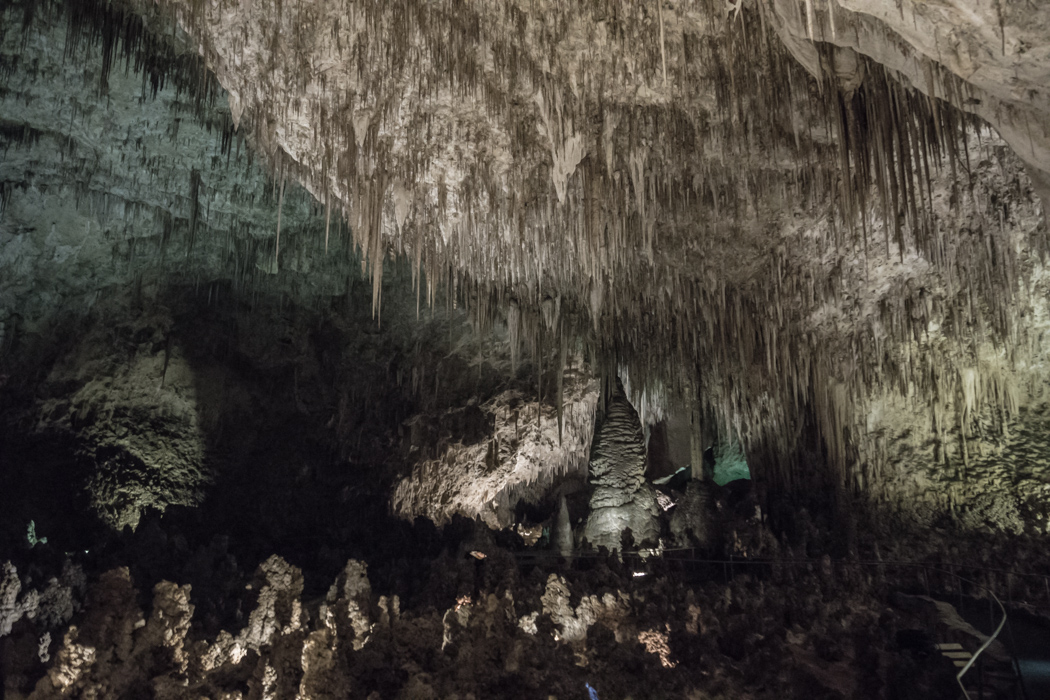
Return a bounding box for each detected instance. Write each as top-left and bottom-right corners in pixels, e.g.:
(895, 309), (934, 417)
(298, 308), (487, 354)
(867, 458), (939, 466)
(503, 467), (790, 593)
(582, 380), (660, 550)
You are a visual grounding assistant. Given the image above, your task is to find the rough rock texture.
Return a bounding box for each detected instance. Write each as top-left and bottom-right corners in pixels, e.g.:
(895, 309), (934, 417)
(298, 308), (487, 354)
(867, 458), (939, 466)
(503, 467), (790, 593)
(141, 0), (1050, 527)
(0, 0), (323, 332)
(768, 0), (1050, 206)
(31, 567), (145, 699)
(669, 480), (717, 549)
(199, 553), (304, 684)
(32, 303), (207, 530)
(4, 0), (1050, 536)
(0, 0), (600, 535)
(539, 573), (631, 649)
(7, 533), (1047, 700)
(321, 560), (374, 652)
(139, 580), (195, 675)
(7, 4), (1050, 696)
(0, 559), (85, 675)
(582, 383), (660, 550)
(0, 0), (380, 534)
(3, 6), (1050, 671)
(1, 563), (38, 638)
(393, 362), (599, 529)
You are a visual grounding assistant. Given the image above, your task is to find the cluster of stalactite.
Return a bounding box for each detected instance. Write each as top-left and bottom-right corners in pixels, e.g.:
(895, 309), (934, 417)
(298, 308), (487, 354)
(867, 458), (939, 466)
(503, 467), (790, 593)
(5, 0), (1045, 498)
(0, 0), (379, 304)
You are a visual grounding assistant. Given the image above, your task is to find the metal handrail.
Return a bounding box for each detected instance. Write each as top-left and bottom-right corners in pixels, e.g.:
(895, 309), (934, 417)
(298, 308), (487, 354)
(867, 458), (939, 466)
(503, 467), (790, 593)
(919, 564), (1027, 700)
(954, 587), (1008, 700)
(512, 549), (1050, 598)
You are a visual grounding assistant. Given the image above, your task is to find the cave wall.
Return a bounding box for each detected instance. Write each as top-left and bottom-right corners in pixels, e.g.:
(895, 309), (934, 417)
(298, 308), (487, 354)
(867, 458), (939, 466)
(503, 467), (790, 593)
(1, 0), (600, 548)
(4, 0), (1050, 547)
(3, 2), (1050, 695)
(142, 0), (1050, 527)
(2, 549), (993, 700)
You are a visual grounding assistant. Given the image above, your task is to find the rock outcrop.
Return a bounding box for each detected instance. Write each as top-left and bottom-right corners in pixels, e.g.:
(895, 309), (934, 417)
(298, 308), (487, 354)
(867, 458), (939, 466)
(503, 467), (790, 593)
(393, 364), (600, 529)
(766, 0), (1050, 208)
(669, 480), (717, 549)
(33, 305), (207, 531)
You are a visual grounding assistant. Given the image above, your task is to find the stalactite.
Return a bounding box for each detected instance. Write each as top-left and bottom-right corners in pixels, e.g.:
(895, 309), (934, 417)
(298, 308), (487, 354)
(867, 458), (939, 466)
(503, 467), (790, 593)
(557, 321), (566, 444)
(187, 168), (201, 253)
(18, 0), (1041, 502)
(275, 168), (286, 271)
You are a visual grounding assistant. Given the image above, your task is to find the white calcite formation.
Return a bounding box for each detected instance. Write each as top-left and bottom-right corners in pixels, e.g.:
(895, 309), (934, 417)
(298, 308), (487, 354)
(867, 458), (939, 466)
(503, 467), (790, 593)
(767, 0), (1050, 209)
(1, 562), (84, 643)
(201, 554), (305, 673)
(151, 0), (1050, 522)
(2, 534), (1049, 700)
(540, 573), (631, 648)
(1, 563), (38, 639)
(32, 304), (209, 531)
(582, 381), (661, 550)
(393, 362), (600, 528)
(4, 0), (1050, 533)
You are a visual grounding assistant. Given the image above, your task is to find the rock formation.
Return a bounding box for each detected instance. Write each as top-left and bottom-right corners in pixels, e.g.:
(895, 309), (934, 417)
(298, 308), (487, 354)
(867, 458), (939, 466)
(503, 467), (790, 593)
(393, 364), (600, 529)
(3, 0), (1050, 696)
(582, 381), (661, 550)
(4, 523), (1047, 700)
(3, 0), (1050, 530)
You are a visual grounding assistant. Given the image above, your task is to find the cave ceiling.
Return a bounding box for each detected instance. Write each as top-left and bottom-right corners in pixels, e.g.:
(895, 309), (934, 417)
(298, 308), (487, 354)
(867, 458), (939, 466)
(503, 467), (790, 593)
(2, 0), (1050, 491)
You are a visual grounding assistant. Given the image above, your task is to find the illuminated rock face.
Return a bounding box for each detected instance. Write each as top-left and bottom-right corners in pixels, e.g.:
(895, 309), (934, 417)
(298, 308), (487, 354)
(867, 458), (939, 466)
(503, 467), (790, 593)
(5, 6), (1050, 696)
(149, 0), (1050, 519)
(766, 0), (1050, 209)
(392, 367), (600, 529)
(3, 0), (1050, 538)
(582, 382), (660, 550)
(14, 551), (1003, 700)
(0, 1), (325, 330)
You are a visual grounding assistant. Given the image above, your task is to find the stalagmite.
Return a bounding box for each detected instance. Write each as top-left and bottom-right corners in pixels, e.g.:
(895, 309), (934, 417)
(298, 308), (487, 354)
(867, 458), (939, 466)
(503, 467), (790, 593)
(582, 379), (660, 551)
(553, 494), (574, 558)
